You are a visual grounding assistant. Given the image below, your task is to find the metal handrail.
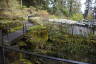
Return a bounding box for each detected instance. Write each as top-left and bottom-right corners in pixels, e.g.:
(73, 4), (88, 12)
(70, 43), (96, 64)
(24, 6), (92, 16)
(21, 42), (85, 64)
(0, 45), (90, 64)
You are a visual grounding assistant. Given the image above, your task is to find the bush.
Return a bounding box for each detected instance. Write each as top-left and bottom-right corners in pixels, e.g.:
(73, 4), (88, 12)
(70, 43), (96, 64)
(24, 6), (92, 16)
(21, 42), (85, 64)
(29, 17), (43, 26)
(25, 25), (48, 49)
(71, 13), (83, 21)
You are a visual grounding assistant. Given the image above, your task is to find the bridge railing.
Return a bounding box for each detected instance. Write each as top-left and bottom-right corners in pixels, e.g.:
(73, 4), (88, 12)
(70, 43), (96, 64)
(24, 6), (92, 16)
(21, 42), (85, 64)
(43, 19), (96, 37)
(0, 28), (90, 64)
(0, 45), (89, 64)
(0, 20), (93, 64)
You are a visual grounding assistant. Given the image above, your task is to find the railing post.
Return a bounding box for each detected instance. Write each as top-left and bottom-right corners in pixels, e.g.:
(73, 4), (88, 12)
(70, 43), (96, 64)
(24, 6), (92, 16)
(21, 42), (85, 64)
(1, 30), (6, 64)
(25, 22), (27, 33)
(61, 22), (63, 33)
(6, 23), (9, 41)
(71, 24), (74, 35)
(23, 21), (25, 34)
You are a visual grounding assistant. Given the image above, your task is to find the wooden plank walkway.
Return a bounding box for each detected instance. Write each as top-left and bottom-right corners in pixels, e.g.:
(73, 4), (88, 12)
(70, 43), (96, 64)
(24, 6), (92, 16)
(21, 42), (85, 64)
(0, 21), (33, 64)
(0, 21), (33, 44)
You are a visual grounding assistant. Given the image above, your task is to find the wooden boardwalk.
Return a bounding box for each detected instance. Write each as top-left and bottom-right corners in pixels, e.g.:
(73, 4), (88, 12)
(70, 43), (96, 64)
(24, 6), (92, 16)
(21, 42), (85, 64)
(0, 21), (91, 64)
(0, 21), (33, 64)
(0, 21), (33, 45)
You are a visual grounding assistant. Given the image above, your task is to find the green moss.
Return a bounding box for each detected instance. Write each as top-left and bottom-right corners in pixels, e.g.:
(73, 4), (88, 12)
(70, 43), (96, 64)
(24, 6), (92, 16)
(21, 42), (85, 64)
(29, 26), (48, 41)
(29, 25), (46, 31)
(10, 26), (23, 32)
(11, 59), (33, 64)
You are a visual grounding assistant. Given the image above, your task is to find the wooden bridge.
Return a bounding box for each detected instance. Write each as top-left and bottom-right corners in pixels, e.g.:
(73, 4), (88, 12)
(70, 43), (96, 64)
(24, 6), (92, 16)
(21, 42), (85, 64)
(0, 21), (33, 45)
(0, 21), (33, 64)
(0, 21), (90, 64)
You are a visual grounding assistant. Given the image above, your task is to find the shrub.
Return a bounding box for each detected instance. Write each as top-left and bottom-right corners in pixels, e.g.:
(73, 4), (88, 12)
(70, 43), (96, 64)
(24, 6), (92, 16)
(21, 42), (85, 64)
(26, 25), (48, 49)
(71, 13), (83, 21)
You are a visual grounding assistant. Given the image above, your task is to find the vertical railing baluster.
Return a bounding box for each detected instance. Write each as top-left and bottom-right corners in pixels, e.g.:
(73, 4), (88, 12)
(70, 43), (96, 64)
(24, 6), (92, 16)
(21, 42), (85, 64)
(1, 29), (6, 64)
